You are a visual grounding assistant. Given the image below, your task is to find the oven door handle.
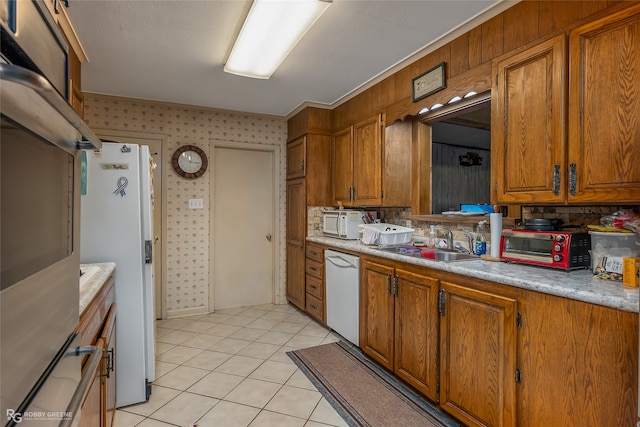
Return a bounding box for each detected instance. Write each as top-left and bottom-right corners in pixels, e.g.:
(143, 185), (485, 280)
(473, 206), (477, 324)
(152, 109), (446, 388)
(60, 346), (103, 427)
(0, 63), (102, 151)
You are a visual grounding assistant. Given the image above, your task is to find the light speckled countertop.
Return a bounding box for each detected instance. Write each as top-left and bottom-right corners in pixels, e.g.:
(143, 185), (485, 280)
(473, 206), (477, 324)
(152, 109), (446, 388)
(79, 262), (116, 315)
(309, 236), (639, 313)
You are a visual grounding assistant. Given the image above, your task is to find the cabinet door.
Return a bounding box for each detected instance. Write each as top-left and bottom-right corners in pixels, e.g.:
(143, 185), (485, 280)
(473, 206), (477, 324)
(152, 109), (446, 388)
(492, 35), (566, 204)
(101, 306), (116, 427)
(567, 5), (640, 203)
(353, 114), (383, 205)
(394, 269), (439, 401)
(79, 342), (102, 427)
(287, 243), (305, 309)
(439, 281), (517, 427)
(305, 134), (332, 206)
(286, 179), (306, 309)
(360, 260), (395, 370)
(383, 120), (412, 207)
(331, 126), (353, 206)
(287, 136), (306, 180)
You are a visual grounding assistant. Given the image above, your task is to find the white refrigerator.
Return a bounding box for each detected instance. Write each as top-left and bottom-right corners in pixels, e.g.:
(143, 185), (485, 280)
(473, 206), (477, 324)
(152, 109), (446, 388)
(80, 142), (155, 407)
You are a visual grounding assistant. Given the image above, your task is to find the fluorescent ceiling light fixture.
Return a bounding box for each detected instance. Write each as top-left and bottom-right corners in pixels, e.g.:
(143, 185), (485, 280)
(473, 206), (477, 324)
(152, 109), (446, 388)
(224, 0), (332, 79)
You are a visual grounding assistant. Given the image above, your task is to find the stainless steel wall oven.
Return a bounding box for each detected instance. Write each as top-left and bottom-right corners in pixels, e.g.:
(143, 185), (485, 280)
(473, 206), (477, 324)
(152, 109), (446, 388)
(1, 1), (102, 425)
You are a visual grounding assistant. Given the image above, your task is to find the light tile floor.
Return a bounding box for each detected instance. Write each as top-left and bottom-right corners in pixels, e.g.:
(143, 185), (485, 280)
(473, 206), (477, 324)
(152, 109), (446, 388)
(114, 303), (349, 427)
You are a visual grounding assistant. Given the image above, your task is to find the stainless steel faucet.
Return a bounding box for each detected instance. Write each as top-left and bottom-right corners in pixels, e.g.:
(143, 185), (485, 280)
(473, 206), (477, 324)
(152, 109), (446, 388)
(435, 226), (453, 250)
(463, 231), (475, 254)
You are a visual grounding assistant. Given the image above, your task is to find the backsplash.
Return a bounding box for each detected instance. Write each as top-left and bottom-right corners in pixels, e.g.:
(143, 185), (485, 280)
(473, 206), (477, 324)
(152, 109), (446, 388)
(310, 205), (639, 250)
(84, 94), (287, 317)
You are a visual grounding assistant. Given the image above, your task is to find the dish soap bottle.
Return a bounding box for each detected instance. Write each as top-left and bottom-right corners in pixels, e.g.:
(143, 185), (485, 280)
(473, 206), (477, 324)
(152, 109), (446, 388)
(429, 225), (437, 248)
(475, 220), (487, 255)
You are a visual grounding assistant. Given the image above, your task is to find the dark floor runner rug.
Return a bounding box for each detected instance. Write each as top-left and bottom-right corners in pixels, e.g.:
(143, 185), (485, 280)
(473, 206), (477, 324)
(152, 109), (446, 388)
(287, 341), (460, 427)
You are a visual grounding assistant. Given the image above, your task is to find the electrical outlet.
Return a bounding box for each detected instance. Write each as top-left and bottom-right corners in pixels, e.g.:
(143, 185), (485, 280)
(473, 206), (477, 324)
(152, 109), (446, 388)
(188, 199), (203, 209)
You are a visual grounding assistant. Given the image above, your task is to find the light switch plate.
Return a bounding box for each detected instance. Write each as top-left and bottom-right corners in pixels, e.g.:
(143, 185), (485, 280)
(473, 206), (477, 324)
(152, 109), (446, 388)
(188, 199), (204, 209)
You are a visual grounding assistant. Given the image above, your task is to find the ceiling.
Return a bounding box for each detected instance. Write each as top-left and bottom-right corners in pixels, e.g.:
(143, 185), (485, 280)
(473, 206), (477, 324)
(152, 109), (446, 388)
(67, 0), (511, 118)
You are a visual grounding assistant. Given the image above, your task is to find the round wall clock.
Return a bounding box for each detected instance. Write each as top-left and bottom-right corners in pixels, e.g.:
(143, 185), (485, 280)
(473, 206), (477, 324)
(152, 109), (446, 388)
(171, 145), (208, 179)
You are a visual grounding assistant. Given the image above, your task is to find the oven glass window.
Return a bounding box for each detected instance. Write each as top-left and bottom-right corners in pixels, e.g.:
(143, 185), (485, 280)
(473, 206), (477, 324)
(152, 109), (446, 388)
(506, 236), (553, 256)
(1, 119), (74, 290)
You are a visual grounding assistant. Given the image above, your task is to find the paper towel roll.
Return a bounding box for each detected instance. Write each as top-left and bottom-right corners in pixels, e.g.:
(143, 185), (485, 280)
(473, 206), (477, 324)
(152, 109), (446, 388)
(490, 213), (503, 258)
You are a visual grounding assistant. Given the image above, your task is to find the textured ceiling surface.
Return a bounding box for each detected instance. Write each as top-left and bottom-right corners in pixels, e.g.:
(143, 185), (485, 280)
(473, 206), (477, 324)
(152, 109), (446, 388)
(68, 0), (509, 117)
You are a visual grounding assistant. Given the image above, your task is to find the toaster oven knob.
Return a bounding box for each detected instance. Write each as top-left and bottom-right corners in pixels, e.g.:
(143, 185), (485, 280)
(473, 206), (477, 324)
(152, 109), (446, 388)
(553, 254), (563, 262)
(554, 244), (562, 252)
(555, 235), (566, 243)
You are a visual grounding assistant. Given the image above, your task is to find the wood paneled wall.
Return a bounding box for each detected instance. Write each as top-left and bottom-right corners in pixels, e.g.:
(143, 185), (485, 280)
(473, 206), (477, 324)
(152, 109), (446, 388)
(432, 143), (490, 214)
(332, 0), (627, 130)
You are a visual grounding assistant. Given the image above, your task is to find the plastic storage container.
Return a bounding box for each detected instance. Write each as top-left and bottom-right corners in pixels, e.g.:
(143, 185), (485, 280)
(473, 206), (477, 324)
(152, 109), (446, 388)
(359, 223), (414, 246)
(590, 231), (640, 279)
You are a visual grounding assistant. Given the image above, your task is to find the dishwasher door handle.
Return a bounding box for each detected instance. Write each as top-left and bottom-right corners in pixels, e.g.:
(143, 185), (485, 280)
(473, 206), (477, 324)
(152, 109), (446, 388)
(326, 255), (357, 268)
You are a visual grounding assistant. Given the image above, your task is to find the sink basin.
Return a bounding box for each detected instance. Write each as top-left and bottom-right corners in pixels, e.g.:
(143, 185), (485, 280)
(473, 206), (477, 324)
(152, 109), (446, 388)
(378, 246), (422, 257)
(377, 246), (479, 262)
(433, 251), (479, 262)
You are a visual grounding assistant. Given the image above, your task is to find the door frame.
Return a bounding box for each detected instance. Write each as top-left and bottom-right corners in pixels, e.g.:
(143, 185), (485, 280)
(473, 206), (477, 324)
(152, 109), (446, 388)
(209, 139), (281, 311)
(92, 129), (168, 319)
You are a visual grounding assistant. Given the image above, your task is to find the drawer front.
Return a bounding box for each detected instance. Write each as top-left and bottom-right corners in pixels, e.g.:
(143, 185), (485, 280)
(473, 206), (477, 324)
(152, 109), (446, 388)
(305, 258), (324, 279)
(306, 274), (324, 300)
(305, 244), (324, 263)
(305, 293), (325, 322)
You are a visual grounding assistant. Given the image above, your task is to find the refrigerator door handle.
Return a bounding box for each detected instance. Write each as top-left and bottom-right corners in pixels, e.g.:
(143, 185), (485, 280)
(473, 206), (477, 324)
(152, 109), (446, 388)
(144, 240), (152, 264)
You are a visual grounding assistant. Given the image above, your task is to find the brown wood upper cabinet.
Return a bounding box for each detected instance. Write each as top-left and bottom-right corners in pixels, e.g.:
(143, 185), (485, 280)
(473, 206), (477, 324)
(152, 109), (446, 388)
(332, 113), (383, 206)
(567, 4), (640, 203)
(332, 113), (412, 207)
(492, 34), (566, 204)
(493, 4), (640, 204)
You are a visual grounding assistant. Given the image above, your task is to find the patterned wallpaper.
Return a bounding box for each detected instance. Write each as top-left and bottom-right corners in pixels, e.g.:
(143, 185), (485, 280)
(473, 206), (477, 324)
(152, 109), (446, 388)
(83, 94), (288, 317)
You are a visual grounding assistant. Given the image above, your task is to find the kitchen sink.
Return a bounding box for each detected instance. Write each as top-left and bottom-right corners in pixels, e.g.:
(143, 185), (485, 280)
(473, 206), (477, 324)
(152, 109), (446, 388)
(432, 251), (479, 262)
(376, 246), (479, 262)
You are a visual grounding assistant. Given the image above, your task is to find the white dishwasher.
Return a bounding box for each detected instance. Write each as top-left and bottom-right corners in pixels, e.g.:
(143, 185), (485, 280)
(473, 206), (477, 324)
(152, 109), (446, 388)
(325, 250), (360, 345)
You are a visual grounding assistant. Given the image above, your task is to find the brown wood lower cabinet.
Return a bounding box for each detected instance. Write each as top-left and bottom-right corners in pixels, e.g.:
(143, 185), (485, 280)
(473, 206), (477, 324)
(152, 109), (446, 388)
(305, 242), (326, 323)
(357, 253), (638, 427)
(360, 260), (439, 401)
(517, 290), (638, 427)
(100, 305), (117, 427)
(439, 280), (517, 427)
(77, 275), (117, 427)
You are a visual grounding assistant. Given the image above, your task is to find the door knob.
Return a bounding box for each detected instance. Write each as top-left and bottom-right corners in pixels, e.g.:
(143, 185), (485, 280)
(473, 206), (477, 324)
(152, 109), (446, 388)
(266, 233), (272, 241)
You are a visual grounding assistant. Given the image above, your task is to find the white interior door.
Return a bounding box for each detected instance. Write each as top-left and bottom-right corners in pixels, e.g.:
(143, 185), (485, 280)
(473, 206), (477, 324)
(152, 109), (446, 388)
(94, 130), (165, 318)
(213, 145), (275, 310)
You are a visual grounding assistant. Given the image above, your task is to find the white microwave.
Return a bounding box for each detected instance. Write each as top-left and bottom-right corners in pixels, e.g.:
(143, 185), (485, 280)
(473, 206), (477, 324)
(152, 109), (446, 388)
(323, 210), (371, 240)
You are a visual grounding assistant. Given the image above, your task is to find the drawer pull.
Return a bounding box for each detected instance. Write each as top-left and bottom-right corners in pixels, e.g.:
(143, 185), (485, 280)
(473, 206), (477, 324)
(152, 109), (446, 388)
(103, 348), (114, 378)
(310, 251), (318, 256)
(310, 304), (317, 310)
(310, 284), (317, 289)
(310, 267), (317, 272)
